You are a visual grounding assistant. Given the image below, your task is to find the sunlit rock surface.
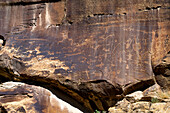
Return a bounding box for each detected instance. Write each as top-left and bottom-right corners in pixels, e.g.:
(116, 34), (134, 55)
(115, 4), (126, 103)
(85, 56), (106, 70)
(0, 0), (169, 112)
(109, 84), (170, 113)
(0, 82), (83, 113)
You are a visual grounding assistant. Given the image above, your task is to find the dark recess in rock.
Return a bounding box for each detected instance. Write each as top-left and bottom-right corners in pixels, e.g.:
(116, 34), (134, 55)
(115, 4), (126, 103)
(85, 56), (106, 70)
(93, 14), (113, 16)
(0, 0), (62, 6)
(139, 6), (162, 11)
(0, 104), (7, 113)
(153, 51), (170, 91)
(16, 107), (26, 113)
(123, 79), (155, 95)
(0, 35), (6, 46)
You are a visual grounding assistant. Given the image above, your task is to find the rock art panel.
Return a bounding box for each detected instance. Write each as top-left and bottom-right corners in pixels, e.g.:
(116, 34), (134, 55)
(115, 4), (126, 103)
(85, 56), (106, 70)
(0, 0), (169, 85)
(0, 0), (169, 112)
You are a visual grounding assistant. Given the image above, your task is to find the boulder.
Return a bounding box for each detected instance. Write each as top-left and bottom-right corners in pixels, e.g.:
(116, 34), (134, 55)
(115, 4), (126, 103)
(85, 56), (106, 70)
(153, 52), (170, 91)
(0, 82), (83, 113)
(109, 84), (170, 113)
(125, 91), (143, 103)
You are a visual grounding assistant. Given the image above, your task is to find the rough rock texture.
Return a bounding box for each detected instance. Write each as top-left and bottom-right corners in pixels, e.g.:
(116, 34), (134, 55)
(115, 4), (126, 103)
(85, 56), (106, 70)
(109, 101), (170, 113)
(109, 84), (170, 113)
(0, 82), (83, 113)
(0, 0), (169, 112)
(153, 51), (170, 91)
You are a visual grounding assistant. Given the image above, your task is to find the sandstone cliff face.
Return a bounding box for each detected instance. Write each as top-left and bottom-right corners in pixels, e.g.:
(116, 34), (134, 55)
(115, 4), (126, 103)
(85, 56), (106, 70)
(0, 0), (169, 112)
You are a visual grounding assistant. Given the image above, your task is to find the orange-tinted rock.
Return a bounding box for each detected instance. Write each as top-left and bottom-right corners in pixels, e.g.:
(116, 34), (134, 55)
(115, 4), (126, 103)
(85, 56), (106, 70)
(0, 0), (169, 112)
(0, 0), (169, 85)
(0, 82), (83, 113)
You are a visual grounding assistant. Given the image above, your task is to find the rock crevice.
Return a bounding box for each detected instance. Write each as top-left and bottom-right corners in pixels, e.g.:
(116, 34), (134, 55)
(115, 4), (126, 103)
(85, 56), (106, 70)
(0, 0), (169, 112)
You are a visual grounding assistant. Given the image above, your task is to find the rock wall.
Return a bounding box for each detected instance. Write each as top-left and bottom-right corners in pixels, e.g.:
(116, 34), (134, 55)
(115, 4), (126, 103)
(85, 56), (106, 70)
(0, 0), (169, 112)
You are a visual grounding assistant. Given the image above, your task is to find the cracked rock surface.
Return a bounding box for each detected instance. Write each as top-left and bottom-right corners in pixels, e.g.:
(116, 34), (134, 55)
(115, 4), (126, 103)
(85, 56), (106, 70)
(109, 84), (170, 113)
(153, 52), (170, 91)
(0, 82), (83, 113)
(0, 0), (169, 112)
